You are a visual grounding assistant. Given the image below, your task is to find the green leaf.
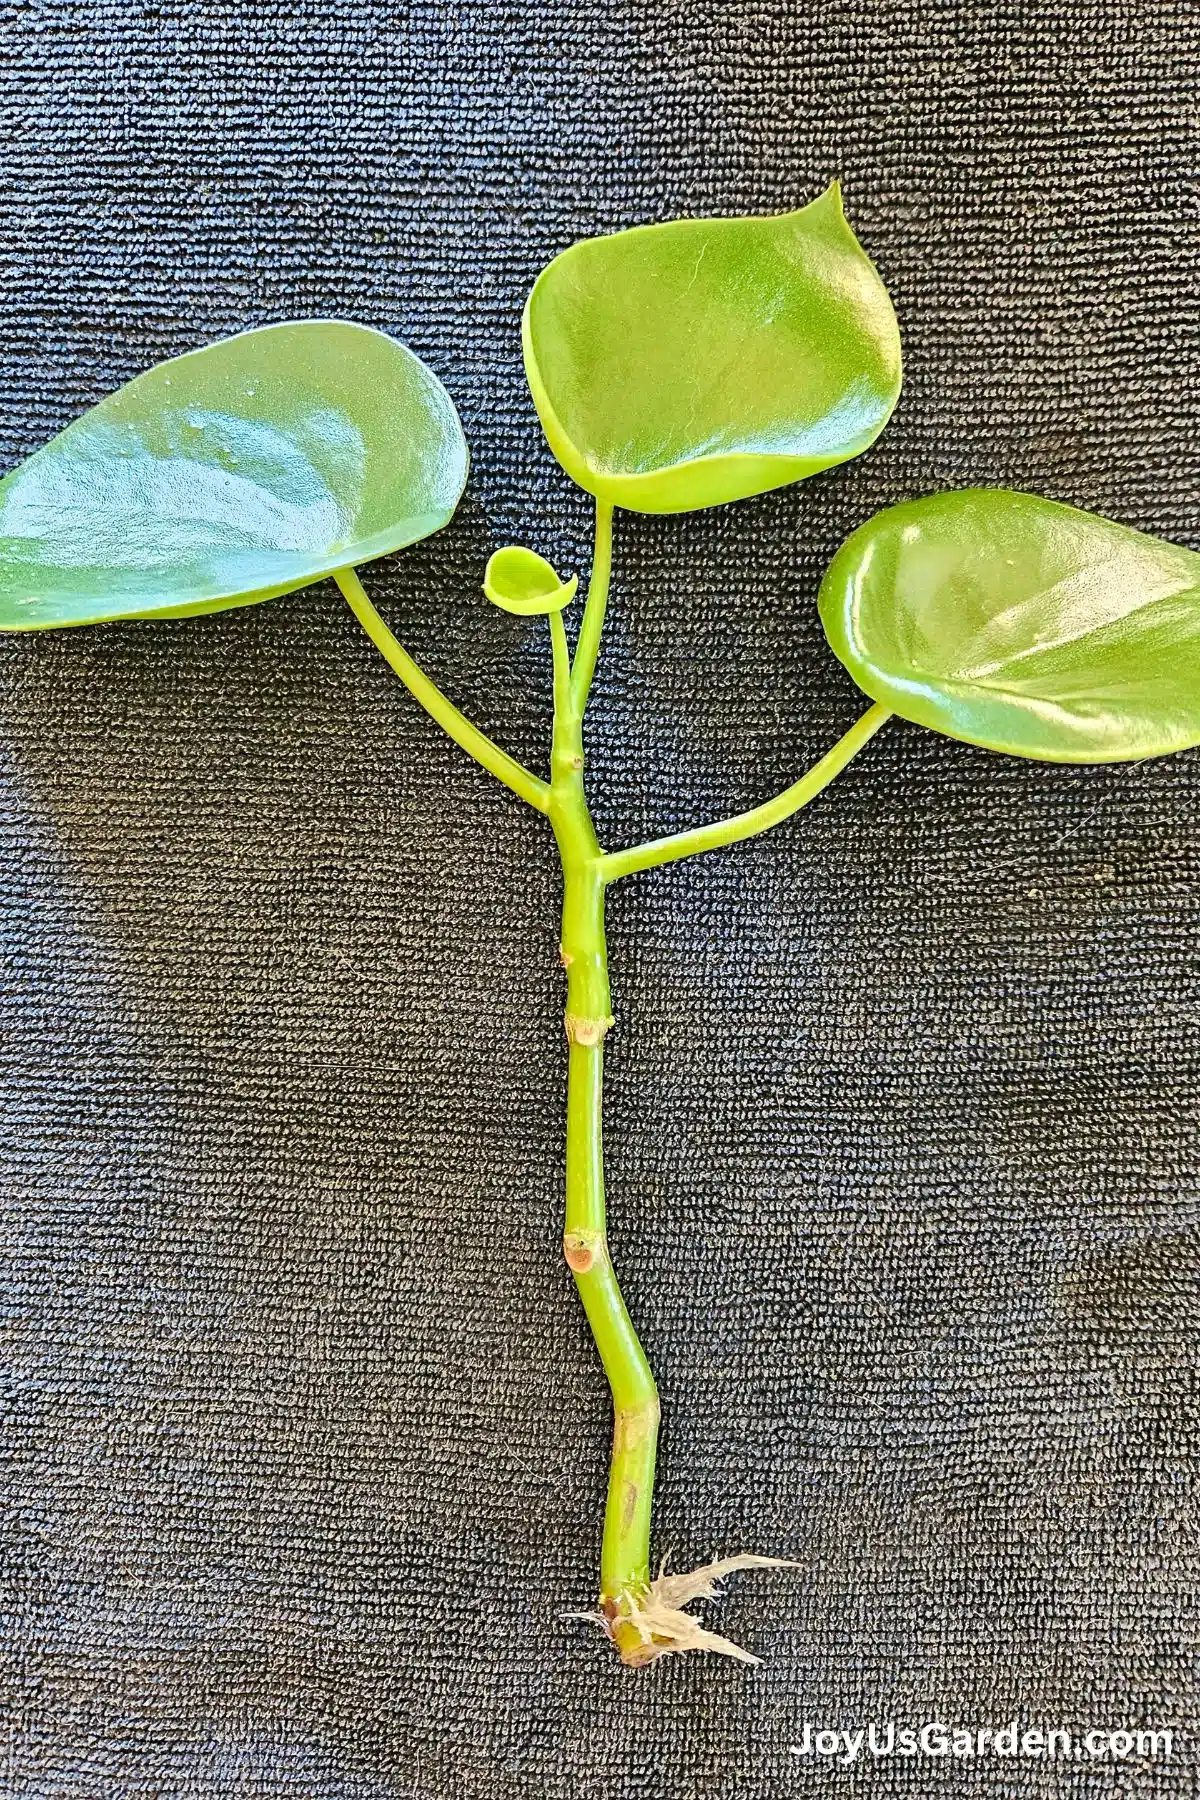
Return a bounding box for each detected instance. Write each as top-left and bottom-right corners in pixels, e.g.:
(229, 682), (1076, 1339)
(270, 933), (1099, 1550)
(0, 321), (468, 631)
(819, 488), (1200, 762)
(522, 184), (901, 516)
(482, 545), (578, 615)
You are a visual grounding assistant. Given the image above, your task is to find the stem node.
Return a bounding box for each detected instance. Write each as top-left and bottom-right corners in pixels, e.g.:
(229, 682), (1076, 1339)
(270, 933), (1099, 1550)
(563, 1228), (606, 1274)
(564, 1011), (615, 1047)
(613, 1395), (660, 1454)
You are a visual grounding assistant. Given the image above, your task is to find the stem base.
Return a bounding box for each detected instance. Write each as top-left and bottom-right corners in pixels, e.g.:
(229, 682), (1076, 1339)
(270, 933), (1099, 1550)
(589, 1555), (801, 1666)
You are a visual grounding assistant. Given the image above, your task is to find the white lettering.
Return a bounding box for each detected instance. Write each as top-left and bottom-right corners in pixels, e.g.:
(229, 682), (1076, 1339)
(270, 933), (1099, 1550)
(783, 1721), (1173, 1765)
(994, 1721), (1019, 1756)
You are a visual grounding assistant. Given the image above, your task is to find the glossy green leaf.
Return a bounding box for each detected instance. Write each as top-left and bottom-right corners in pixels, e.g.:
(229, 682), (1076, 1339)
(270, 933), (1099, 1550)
(819, 488), (1200, 762)
(482, 545), (578, 615)
(0, 321), (468, 631)
(522, 184), (901, 516)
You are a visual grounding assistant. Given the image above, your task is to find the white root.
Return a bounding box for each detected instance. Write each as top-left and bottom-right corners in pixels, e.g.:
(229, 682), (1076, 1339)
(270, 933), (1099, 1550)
(568, 1553), (800, 1666)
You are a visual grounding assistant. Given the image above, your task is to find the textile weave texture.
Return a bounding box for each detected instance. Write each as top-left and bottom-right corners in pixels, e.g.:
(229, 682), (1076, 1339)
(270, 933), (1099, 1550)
(2, 3), (1198, 1795)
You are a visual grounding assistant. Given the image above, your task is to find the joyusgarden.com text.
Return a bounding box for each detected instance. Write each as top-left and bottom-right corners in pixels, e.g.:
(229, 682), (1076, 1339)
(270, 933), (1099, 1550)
(788, 1723), (1174, 1766)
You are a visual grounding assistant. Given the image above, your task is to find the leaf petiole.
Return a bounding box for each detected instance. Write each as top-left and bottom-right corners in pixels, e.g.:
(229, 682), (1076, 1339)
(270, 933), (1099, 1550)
(335, 566), (551, 813)
(569, 500), (614, 713)
(599, 701), (891, 883)
(549, 607), (573, 717)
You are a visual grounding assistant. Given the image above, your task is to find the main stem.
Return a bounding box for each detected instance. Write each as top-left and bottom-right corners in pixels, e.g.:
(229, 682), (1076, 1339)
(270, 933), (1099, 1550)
(549, 601), (660, 1660)
(336, 524), (888, 1664)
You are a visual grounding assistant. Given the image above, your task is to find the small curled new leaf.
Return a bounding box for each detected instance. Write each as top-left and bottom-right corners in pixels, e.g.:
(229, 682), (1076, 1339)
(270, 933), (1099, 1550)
(819, 488), (1200, 763)
(0, 321), (468, 631)
(483, 545), (578, 615)
(522, 184), (902, 515)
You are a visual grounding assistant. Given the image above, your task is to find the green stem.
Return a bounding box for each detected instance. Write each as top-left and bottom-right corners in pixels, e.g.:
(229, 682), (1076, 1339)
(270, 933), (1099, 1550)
(335, 566), (551, 813)
(564, 1034), (659, 1609)
(569, 500), (613, 714)
(600, 702), (891, 883)
(547, 693), (888, 1653)
(549, 601), (660, 1645)
(341, 524), (889, 1663)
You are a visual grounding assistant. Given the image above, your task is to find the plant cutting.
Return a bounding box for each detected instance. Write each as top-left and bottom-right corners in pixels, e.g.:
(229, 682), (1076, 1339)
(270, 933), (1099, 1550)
(2, 186), (1197, 1667)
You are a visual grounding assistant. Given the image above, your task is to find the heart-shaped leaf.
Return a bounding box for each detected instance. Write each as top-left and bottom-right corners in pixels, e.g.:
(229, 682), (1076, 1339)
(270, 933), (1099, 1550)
(0, 321), (468, 631)
(819, 488), (1200, 762)
(483, 545), (578, 615)
(522, 184), (901, 515)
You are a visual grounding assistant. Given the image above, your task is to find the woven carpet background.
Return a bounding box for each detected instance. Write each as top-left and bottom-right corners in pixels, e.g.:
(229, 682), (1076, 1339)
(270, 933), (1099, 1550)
(2, 3), (1199, 1795)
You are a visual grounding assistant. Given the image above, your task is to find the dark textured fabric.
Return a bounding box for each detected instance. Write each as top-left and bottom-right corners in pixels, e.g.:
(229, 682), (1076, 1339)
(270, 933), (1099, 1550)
(2, 3), (1199, 1795)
